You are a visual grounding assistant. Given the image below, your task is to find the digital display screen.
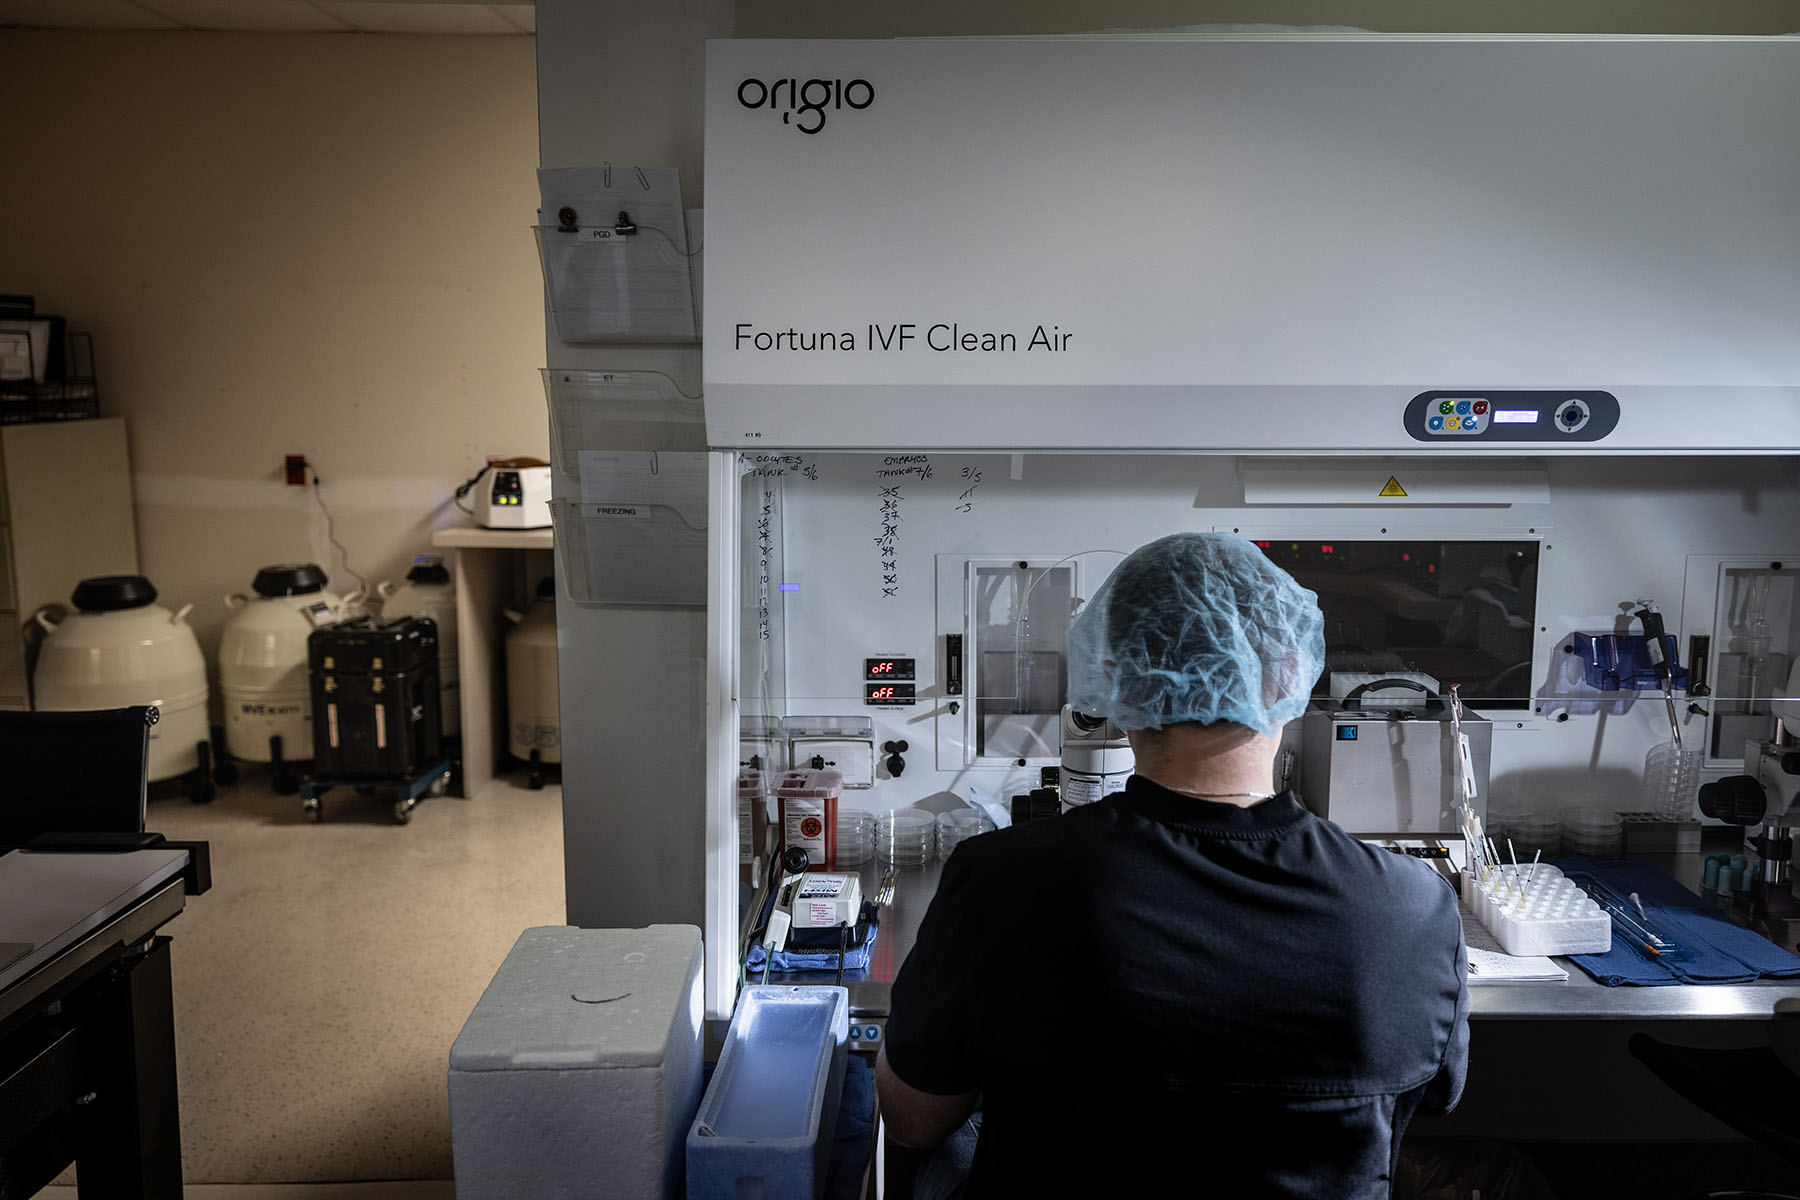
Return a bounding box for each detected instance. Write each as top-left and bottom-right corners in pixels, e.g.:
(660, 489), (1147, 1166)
(1493, 409), (1539, 424)
(864, 683), (916, 705)
(864, 657), (915, 681)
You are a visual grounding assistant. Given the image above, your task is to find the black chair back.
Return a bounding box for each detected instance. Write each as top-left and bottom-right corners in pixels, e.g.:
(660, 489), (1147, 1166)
(0, 706), (154, 844)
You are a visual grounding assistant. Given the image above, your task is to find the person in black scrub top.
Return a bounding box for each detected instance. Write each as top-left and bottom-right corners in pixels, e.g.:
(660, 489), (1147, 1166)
(876, 531), (1470, 1199)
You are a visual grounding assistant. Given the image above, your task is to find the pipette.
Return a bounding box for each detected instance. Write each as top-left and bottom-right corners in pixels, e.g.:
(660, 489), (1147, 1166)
(1575, 876), (1692, 961)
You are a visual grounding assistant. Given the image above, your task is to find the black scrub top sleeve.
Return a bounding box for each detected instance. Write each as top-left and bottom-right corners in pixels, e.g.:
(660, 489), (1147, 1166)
(1422, 922), (1471, 1115)
(883, 840), (987, 1097)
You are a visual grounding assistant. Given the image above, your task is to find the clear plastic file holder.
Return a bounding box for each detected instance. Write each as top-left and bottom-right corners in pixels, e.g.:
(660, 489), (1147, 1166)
(535, 166), (699, 344)
(552, 449), (708, 606)
(541, 369), (704, 474)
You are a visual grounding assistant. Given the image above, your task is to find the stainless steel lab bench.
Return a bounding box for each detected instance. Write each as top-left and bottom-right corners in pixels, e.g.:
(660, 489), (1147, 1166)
(775, 838), (1800, 1023)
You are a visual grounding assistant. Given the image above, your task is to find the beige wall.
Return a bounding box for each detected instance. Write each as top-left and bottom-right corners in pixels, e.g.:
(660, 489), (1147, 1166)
(0, 30), (541, 689)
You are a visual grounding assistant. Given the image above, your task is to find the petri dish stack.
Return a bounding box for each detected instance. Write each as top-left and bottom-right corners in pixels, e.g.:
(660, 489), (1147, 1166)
(877, 808), (937, 868)
(837, 809), (876, 867)
(936, 808), (996, 861)
(1560, 807), (1625, 859)
(1486, 808), (1561, 861)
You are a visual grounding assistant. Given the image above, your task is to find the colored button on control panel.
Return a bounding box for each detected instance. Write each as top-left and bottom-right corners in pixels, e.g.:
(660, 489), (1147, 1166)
(1472, 400), (1489, 415)
(1438, 400), (1455, 415)
(1428, 415), (1445, 431)
(1455, 400), (1472, 415)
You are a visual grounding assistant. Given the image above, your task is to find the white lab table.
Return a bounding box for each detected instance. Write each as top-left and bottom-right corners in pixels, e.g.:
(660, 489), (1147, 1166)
(429, 525), (554, 795)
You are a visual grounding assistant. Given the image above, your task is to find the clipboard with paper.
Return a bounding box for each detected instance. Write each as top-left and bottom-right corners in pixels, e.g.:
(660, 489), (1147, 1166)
(535, 165), (699, 343)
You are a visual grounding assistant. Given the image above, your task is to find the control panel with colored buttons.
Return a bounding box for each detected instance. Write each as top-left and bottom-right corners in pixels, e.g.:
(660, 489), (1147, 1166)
(847, 1018), (885, 1054)
(1423, 397), (1492, 435)
(1405, 391), (1619, 442)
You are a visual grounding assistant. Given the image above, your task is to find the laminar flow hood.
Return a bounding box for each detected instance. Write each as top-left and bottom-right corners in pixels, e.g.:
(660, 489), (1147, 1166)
(702, 36), (1800, 453)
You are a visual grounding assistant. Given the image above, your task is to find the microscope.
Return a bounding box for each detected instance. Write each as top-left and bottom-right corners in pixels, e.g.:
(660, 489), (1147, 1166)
(1697, 661), (1800, 922)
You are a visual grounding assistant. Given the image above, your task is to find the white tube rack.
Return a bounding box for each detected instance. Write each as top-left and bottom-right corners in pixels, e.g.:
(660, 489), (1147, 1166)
(1461, 863), (1612, 958)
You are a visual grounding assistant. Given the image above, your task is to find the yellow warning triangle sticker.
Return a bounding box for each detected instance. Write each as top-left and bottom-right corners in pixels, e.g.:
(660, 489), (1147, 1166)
(1378, 476), (1408, 498)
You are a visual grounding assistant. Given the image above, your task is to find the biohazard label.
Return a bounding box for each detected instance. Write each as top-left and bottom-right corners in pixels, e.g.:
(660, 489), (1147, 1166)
(1379, 476), (1408, 497)
(783, 799), (827, 859)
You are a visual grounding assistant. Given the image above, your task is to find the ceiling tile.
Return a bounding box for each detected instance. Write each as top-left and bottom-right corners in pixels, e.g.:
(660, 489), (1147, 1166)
(492, 4), (531, 34)
(312, 0), (521, 34)
(0, 0), (180, 29)
(0, 0), (536, 33)
(136, 0), (351, 32)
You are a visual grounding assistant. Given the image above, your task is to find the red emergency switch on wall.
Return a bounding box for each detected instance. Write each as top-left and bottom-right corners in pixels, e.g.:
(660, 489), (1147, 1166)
(285, 455), (308, 485)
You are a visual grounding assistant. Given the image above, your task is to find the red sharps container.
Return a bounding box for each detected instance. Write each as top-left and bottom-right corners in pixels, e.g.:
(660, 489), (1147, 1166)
(775, 768), (842, 871)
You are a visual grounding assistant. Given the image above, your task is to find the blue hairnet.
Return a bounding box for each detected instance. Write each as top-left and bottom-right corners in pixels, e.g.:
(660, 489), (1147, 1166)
(1067, 532), (1325, 735)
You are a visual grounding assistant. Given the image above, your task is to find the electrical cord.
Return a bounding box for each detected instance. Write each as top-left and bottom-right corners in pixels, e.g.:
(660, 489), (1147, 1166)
(304, 463), (368, 600)
(452, 464), (490, 517)
(637, 222), (702, 258)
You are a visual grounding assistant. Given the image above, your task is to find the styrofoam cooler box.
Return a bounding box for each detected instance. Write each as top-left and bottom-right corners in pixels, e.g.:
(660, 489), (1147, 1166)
(688, 985), (850, 1200)
(449, 925), (704, 1200)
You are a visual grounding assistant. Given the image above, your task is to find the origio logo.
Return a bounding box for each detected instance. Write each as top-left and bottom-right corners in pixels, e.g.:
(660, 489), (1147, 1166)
(737, 77), (874, 135)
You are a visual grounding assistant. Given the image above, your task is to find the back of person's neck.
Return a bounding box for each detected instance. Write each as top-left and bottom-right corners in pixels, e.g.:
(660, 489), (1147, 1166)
(1126, 721), (1280, 807)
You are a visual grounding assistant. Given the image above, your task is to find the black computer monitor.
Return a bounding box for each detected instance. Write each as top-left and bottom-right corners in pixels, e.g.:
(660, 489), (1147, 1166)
(0, 706), (152, 842)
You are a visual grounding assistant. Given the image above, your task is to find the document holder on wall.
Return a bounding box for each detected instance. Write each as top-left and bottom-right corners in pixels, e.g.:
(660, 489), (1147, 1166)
(542, 369), (705, 472)
(536, 165), (700, 343)
(552, 450), (708, 605)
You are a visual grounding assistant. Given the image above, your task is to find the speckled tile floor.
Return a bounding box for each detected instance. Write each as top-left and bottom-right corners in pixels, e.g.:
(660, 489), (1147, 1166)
(32, 764), (565, 1193)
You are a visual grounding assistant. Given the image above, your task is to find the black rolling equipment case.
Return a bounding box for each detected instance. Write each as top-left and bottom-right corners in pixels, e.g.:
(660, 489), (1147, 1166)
(308, 616), (442, 779)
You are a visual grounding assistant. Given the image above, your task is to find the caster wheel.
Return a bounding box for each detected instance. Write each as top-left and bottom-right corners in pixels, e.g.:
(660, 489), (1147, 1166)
(394, 800), (412, 825)
(305, 800), (323, 823)
(429, 773), (449, 797)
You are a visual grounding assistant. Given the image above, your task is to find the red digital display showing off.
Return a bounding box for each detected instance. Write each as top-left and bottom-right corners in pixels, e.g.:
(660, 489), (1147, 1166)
(863, 657), (915, 680)
(864, 683), (916, 705)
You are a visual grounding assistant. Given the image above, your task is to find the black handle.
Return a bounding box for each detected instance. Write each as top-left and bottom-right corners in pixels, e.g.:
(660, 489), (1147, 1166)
(1687, 635), (1711, 697)
(1636, 607), (1671, 680)
(1340, 678), (1445, 714)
